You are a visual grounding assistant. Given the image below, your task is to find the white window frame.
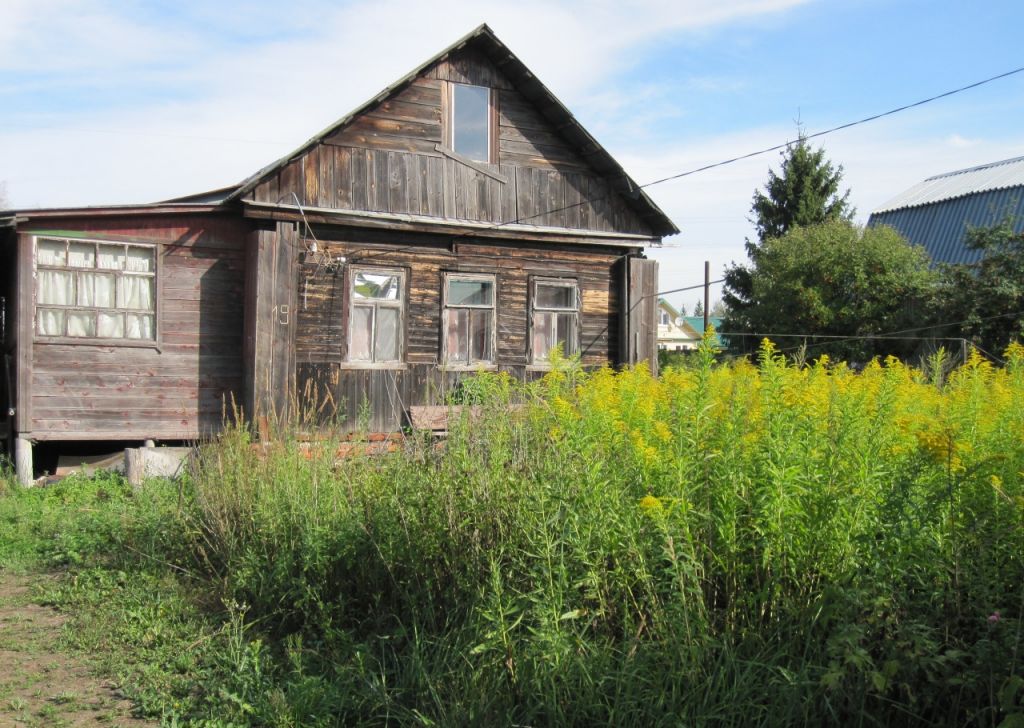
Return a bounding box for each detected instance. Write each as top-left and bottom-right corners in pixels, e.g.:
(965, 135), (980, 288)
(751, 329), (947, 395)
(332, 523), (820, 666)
(346, 267), (405, 366)
(442, 272), (497, 368)
(530, 277), (579, 365)
(32, 235), (159, 347)
(447, 82), (493, 164)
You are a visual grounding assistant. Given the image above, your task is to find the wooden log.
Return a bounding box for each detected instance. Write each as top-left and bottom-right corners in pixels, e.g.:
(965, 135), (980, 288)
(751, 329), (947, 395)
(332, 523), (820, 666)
(125, 447), (143, 488)
(15, 437), (33, 486)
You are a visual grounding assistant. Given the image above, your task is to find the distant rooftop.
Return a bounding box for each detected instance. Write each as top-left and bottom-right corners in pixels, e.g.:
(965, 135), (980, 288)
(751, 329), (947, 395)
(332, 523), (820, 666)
(873, 155), (1024, 214)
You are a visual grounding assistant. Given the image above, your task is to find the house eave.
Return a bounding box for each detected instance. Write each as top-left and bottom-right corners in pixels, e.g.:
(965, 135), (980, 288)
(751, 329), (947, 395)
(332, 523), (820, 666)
(241, 200), (655, 248)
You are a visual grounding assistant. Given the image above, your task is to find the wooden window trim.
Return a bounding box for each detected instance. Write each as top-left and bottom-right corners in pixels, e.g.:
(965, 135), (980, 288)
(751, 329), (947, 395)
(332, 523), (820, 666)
(442, 271), (497, 368)
(344, 266), (406, 366)
(529, 276), (580, 367)
(32, 235), (161, 349)
(443, 81), (496, 165)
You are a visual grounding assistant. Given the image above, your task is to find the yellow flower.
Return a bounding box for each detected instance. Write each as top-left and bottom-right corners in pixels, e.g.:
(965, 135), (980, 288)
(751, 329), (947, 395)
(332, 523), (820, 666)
(639, 494), (663, 513)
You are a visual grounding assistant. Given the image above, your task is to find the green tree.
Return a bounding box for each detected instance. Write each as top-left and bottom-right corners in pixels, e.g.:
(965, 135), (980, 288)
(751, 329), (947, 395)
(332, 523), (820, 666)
(693, 300), (704, 317)
(728, 220), (937, 360)
(935, 217), (1024, 355)
(723, 135), (854, 325)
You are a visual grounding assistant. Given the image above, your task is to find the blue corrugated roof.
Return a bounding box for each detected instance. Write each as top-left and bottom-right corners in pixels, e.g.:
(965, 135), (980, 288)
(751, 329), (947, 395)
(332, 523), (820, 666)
(868, 159), (1024, 266)
(873, 156), (1024, 213)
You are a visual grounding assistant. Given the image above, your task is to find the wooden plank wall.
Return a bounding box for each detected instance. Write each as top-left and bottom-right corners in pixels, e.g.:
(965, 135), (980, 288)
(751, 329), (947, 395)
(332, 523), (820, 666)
(248, 49), (653, 236)
(250, 222), (299, 421)
(21, 214), (249, 441)
(291, 230), (623, 432)
(625, 257), (659, 375)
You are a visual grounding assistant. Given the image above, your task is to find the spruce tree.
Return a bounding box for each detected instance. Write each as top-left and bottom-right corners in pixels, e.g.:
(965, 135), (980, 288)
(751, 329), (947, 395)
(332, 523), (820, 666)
(723, 134), (853, 339)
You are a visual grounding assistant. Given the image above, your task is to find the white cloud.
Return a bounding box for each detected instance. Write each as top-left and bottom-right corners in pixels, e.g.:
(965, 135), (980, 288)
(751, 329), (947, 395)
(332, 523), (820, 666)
(0, 0), (813, 208)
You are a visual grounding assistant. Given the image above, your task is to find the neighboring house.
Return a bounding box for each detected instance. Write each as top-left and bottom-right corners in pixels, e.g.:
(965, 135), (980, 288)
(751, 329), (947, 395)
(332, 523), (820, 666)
(868, 155), (1024, 265)
(656, 299), (700, 351)
(682, 316), (724, 350)
(655, 300), (724, 351)
(0, 25), (677, 483)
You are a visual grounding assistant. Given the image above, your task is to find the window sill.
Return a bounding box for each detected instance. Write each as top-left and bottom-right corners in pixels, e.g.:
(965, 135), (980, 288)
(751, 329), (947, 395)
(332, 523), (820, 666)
(337, 362), (408, 370)
(440, 363), (499, 372)
(35, 336), (161, 351)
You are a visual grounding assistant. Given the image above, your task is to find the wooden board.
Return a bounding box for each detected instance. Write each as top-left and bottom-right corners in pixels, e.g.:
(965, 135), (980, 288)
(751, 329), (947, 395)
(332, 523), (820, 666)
(246, 47), (656, 238)
(22, 214), (249, 441)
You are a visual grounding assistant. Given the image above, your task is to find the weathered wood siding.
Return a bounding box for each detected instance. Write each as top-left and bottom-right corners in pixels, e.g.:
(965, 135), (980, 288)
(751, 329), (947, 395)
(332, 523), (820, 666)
(288, 228), (624, 431)
(1, 230), (15, 448)
(247, 48), (653, 236)
(624, 257), (659, 375)
(20, 214), (249, 440)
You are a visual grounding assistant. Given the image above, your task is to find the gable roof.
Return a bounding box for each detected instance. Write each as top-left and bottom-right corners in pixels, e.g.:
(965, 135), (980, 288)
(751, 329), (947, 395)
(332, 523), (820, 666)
(868, 155), (1024, 265)
(224, 24), (678, 237)
(657, 298), (680, 319)
(873, 155), (1024, 214)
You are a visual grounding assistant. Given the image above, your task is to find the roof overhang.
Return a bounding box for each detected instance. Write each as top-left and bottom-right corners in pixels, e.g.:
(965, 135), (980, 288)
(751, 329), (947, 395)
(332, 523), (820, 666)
(2, 203), (230, 226)
(242, 199), (654, 248)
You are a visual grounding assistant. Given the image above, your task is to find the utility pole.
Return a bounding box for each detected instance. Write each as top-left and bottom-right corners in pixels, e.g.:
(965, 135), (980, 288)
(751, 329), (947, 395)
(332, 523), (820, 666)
(703, 260), (710, 334)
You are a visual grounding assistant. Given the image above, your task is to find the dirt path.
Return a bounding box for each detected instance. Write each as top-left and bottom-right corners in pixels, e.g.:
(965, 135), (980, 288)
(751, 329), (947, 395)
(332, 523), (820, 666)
(0, 572), (153, 727)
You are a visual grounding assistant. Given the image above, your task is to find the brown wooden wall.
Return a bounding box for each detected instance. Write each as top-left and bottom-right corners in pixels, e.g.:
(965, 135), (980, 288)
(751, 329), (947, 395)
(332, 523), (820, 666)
(282, 227), (627, 432)
(18, 214), (250, 441)
(247, 48), (654, 236)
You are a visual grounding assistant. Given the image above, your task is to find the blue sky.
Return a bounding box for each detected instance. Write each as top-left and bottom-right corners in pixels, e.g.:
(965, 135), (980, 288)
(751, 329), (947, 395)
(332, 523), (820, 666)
(3, 0), (1024, 305)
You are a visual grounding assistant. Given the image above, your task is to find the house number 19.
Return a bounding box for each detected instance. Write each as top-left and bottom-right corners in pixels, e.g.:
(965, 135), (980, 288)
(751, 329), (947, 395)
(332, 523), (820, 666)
(273, 304), (290, 325)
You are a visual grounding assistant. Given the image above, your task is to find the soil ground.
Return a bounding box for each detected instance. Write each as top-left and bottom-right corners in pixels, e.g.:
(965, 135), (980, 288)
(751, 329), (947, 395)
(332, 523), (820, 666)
(0, 572), (152, 727)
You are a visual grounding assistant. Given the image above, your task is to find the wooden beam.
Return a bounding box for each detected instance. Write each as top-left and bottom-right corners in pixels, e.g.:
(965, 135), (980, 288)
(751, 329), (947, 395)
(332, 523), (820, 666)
(241, 201), (653, 248)
(435, 144), (509, 183)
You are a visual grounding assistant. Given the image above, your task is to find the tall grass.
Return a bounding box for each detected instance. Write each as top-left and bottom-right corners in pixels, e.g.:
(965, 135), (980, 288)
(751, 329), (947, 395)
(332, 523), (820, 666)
(167, 339), (1024, 726)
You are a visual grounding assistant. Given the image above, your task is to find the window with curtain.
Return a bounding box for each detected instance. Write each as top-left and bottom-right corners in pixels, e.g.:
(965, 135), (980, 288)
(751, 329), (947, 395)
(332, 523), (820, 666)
(531, 278), (579, 363)
(444, 273), (495, 365)
(35, 237), (156, 341)
(348, 268), (404, 363)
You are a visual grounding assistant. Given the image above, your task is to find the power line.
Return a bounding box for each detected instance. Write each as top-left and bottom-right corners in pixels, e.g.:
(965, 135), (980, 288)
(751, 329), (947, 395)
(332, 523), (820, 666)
(311, 63), (1024, 273)
(639, 64), (1024, 189)
(466, 62), (1024, 230)
(717, 308), (1024, 355)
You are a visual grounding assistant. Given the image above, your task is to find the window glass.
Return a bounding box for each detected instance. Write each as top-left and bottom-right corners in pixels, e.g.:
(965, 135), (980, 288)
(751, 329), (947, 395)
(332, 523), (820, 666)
(350, 305), (373, 361)
(447, 278), (493, 306)
(353, 271), (401, 300)
(34, 237), (157, 341)
(98, 312), (124, 338)
(37, 240), (66, 266)
(452, 83), (490, 162)
(536, 283), (575, 309)
(38, 270), (74, 305)
(37, 309), (64, 336)
(445, 275), (495, 364)
(68, 242), (95, 268)
(67, 311), (96, 337)
(375, 307), (400, 361)
(349, 270), (403, 363)
(126, 314), (154, 340)
(126, 247), (153, 272)
(98, 245), (126, 270)
(532, 279), (579, 363)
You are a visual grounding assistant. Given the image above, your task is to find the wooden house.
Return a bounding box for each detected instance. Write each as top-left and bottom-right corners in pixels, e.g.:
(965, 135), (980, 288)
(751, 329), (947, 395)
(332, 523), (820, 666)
(0, 24), (677, 484)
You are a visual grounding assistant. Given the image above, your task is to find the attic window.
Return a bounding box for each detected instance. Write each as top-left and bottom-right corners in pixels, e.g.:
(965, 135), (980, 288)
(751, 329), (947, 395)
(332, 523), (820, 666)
(449, 83), (492, 163)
